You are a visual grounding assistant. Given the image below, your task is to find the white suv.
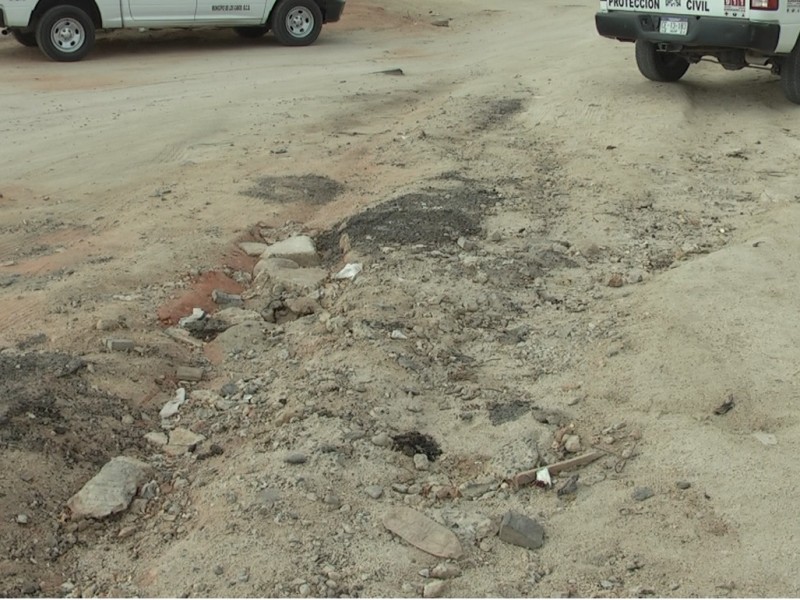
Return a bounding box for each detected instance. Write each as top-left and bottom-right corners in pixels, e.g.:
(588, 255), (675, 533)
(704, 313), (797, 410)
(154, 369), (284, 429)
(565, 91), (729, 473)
(0, 0), (345, 61)
(596, 0), (800, 103)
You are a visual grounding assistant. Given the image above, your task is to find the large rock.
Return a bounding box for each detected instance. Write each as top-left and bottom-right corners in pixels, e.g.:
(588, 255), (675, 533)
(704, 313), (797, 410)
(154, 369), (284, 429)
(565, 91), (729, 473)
(67, 457), (152, 519)
(498, 511), (545, 550)
(209, 322), (265, 357)
(164, 428), (206, 456)
(261, 235), (320, 267)
(383, 507), (463, 558)
(253, 257), (327, 293)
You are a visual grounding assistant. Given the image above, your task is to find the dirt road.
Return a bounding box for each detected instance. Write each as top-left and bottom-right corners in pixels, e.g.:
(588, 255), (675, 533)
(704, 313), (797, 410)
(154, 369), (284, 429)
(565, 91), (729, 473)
(2, 0), (800, 597)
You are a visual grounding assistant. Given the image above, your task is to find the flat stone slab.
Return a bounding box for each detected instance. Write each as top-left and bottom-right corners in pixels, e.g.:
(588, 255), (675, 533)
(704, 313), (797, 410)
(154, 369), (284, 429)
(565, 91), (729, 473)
(383, 507), (463, 559)
(261, 235), (320, 267)
(67, 457), (152, 519)
(239, 242), (269, 256)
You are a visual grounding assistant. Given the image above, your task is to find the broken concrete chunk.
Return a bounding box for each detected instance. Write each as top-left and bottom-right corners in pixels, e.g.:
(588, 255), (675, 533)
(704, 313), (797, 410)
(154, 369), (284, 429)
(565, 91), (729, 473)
(214, 307), (263, 326)
(176, 366), (204, 382)
(498, 511), (545, 550)
(383, 507), (463, 559)
(105, 338), (134, 352)
(211, 289), (244, 308)
(67, 457), (152, 519)
(261, 235), (320, 267)
(164, 428), (206, 456)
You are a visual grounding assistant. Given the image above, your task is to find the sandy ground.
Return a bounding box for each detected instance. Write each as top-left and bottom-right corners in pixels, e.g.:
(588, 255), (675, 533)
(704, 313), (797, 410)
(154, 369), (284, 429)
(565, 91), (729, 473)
(2, 0), (800, 597)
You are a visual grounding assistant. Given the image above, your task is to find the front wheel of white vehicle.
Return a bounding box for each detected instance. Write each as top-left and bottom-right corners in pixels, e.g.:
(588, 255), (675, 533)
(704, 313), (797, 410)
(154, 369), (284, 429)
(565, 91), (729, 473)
(272, 0), (323, 46)
(35, 5), (95, 62)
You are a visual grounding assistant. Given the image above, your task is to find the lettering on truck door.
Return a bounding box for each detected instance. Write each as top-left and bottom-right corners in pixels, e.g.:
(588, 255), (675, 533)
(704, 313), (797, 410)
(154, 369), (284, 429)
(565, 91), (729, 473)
(195, 0), (268, 22)
(127, 0), (198, 22)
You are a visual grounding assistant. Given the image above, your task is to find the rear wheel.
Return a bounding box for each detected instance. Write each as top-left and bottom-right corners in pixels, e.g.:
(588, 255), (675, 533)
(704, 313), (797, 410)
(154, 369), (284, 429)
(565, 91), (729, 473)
(271, 0), (323, 46)
(635, 40), (690, 82)
(780, 45), (800, 104)
(11, 30), (38, 47)
(35, 5), (95, 62)
(234, 26), (269, 39)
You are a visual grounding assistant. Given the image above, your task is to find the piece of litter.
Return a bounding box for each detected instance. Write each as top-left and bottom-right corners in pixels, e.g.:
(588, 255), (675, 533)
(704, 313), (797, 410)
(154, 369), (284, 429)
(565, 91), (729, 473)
(534, 468), (551, 488)
(333, 263), (363, 280)
(159, 388), (187, 419)
(512, 450), (604, 488)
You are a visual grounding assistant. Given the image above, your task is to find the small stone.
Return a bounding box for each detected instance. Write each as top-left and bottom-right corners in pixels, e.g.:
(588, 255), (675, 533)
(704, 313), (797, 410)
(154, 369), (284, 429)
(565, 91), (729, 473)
(164, 428), (206, 456)
(383, 507), (463, 558)
(96, 319), (118, 331)
(607, 273), (624, 288)
(413, 453), (430, 471)
(371, 433), (392, 447)
(423, 580), (448, 598)
(365, 486), (384, 500)
(676, 481), (691, 490)
(392, 483), (409, 494)
(430, 563), (461, 579)
(144, 432), (168, 447)
(563, 435), (581, 453)
(176, 366), (204, 382)
(118, 525), (137, 539)
(324, 493), (342, 509)
(213, 565), (224, 576)
(121, 414), (135, 426)
(600, 580), (614, 589)
(632, 487), (655, 502)
(285, 452), (308, 464)
(16, 513), (29, 525)
(498, 511), (545, 550)
(105, 338), (134, 351)
(239, 242), (269, 256)
(299, 583), (311, 595)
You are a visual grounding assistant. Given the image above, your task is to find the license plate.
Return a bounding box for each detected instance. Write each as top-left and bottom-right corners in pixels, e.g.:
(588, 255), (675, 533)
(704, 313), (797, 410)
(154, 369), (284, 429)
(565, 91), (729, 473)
(659, 17), (688, 35)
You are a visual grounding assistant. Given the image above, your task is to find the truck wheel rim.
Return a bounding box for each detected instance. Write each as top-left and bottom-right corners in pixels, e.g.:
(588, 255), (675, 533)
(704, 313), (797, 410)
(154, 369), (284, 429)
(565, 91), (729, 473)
(285, 7), (314, 38)
(50, 18), (85, 53)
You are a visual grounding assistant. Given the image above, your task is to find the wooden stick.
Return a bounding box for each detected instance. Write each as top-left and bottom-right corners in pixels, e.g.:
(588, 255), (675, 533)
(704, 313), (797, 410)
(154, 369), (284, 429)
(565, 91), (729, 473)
(512, 450), (605, 488)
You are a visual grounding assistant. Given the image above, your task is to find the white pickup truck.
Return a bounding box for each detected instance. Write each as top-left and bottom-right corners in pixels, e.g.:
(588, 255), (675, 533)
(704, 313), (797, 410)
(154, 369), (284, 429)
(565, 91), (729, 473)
(0, 0), (345, 61)
(596, 0), (800, 103)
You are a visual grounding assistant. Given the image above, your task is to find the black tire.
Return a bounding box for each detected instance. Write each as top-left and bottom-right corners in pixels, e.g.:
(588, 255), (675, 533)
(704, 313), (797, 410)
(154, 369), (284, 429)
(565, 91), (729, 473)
(271, 0), (323, 46)
(35, 5), (95, 62)
(781, 46), (800, 104)
(11, 30), (38, 47)
(635, 40), (690, 83)
(234, 26), (269, 39)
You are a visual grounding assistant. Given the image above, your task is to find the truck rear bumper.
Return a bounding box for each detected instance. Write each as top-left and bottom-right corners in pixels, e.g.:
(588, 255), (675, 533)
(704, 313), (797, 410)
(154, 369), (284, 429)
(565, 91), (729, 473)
(323, 0), (345, 23)
(596, 12), (780, 54)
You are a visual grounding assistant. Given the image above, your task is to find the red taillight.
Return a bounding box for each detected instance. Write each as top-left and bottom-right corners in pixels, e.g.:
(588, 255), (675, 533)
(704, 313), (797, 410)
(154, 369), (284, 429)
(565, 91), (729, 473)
(751, 0), (778, 9)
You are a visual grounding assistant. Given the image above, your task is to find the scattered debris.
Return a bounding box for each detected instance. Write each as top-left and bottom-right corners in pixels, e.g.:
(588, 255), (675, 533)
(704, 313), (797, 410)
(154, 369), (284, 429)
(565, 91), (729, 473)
(375, 68), (405, 76)
(67, 456), (152, 519)
(333, 262), (363, 280)
(556, 474), (579, 497)
(392, 431), (442, 461)
(382, 507), (463, 558)
(714, 396), (736, 415)
(498, 511), (545, 550)
(512, 450), (604, 487)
